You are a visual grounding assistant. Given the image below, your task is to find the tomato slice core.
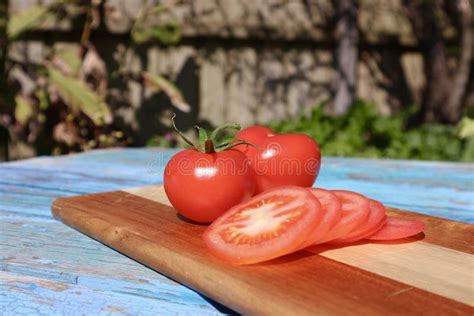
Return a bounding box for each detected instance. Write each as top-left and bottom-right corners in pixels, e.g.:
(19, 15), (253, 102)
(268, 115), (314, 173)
(316, 190), (370, 244)
(296, 188), (342, 249)
(367, 217), (425, 241)
(203, 186), (322, 265)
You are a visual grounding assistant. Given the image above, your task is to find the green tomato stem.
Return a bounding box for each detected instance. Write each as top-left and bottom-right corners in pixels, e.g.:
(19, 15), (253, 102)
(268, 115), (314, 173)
(210, 123), (241, 143)
(171, 113), (198, 150)
(171, 113), (262, 153)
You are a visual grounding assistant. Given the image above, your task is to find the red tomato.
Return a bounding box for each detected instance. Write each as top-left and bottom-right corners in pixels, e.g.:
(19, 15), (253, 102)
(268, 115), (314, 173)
(317, 190), (370, 244)
(236, 126), (321, 194)
(203, 186), (322, 265)
(235, 125), (274, 145)
(332, 199), (387, 244)
(367, 217), (425, 241)
(296, 188), (342, 249)
(164, 149), (255, 223)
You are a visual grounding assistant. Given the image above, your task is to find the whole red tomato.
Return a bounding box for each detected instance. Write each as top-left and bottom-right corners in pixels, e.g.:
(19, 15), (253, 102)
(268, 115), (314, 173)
(164, 120), (255, 223)
(236, 126), (321, 194)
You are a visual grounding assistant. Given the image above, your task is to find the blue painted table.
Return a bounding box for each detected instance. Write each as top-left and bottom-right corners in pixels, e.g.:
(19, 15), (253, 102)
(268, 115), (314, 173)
(1, 148), (473, 315)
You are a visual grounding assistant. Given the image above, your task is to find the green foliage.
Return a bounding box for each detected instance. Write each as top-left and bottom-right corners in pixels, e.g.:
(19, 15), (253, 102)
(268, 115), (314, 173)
(269, 101), (473, 162)
(7, 5), (51, 39)
(143, 72), (190, 112)
(132, 22), (182, 45)
(457, 117), (474, 139)
(46, 66), (112, 126)
(53, 48), (82, 76)
(131, 3), (182, 45)
(146, 134), (176, 148)
(14, 95), (34, 125)
(2, 1), (186, 160)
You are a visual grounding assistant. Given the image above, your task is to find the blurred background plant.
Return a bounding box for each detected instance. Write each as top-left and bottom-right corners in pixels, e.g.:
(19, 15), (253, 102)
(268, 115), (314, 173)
(0, 0), (473, 162)
(0, 0), (185, 161)
(270, 101), (474, 162)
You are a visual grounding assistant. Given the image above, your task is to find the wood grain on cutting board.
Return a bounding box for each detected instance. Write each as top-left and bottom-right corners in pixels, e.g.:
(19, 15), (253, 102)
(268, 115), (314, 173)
(52, 185), (474, 315)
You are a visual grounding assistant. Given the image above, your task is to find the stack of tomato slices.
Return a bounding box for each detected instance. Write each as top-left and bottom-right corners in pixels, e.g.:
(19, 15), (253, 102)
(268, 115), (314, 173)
(204, 186), (425, 265)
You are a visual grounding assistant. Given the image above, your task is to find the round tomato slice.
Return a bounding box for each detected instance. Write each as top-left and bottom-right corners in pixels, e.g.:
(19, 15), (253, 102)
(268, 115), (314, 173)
(333, 200), (386, 244)
(203, 186), (322, 265)
(367, 217), (425, 241)
(316, 190), (370, 244)
(296, 188), (342, 249)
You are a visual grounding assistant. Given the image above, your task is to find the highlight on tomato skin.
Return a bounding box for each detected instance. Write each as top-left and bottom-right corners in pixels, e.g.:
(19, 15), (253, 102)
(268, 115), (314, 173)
(203, 186), (322, 265)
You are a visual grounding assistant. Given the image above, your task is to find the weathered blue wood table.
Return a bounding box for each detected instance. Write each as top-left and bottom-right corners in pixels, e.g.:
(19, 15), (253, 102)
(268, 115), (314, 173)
(1, 148), (473, 315)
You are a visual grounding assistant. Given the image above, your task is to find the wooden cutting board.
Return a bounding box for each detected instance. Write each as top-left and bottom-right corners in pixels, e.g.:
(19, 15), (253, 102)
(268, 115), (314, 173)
(51, 186), (474, 315)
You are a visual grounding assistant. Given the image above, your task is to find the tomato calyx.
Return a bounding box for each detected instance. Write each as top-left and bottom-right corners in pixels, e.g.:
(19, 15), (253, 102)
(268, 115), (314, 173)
(171, 114), (261, 154)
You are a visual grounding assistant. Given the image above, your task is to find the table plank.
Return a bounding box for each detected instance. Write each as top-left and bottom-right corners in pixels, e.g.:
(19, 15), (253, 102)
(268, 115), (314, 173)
(1, 271), (221, 316)
(0, 148), (473, 315)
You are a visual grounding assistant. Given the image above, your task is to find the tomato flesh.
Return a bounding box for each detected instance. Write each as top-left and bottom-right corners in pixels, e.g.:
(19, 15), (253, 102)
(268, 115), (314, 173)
(316, 190), (370, 244)
(333, 200), (387, 244)
(296, 188), (342, 249)
(367, 217), (425, 241)
(203, 186), (322, 265)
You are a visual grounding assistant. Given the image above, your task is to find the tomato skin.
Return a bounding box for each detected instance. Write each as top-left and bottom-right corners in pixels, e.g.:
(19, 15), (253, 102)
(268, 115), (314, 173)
(296, 188), (342, 249)
(236, 126), (321, 194)
(235, 125), (274, 150)
(164, 149), (255, 223)
(332, 199), (387, 244)
(317, 190), (370, 244)
(203, 186), (322, 265)
(367, 217), (425, 241)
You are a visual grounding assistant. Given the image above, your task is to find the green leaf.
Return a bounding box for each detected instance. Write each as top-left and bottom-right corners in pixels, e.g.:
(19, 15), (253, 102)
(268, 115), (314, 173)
(132, 22), (182, 45)
(7, 5), (50, 39)
(457, 117), (474, 139)
(53, 48), (82, 76)
(143, 72), (190, 112)
(14, 95), (34, 125)
(47, 66), (112, 126)
(35, 89), (49, 110)
(197, 127), (208, 144)
(215, 137), (235, 147)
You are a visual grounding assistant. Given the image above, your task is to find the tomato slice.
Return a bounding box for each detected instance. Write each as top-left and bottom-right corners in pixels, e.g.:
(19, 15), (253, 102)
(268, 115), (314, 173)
(316, 190), (370, 244)
(296, 188), (342, 249)
(203, 186), (322, 265)
(367, 217), (425, 241)
(332, 200), (387, 244)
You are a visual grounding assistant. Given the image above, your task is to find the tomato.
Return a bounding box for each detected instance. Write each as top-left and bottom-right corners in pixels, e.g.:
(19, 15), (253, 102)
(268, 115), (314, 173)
(317, 190), (370, 243)
(333, 199), (386, 244)
(367, 217), (425, 241)
(235, 125), (274, 146)
(236, 126), (321, 194)
(164, 148), (255, 223)
(296, 188), (342, 249)
(203, 186), (322, 265)
(164, 117), (256, 223)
